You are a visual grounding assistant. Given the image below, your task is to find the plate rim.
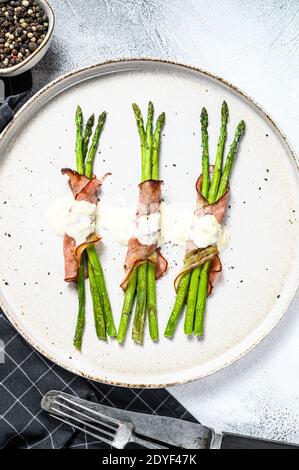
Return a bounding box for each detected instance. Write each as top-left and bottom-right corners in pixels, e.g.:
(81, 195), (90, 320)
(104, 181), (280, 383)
(0, 57), (298, 388)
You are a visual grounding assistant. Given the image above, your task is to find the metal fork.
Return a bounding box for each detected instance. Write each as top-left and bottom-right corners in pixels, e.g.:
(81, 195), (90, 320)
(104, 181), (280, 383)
(47, 394), (168, 449)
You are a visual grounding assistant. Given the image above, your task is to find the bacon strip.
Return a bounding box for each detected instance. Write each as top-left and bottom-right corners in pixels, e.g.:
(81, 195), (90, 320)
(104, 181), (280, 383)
(61, 168), (110, 282)
(120, 180), (168, 291)
(175, 166), (229, 295)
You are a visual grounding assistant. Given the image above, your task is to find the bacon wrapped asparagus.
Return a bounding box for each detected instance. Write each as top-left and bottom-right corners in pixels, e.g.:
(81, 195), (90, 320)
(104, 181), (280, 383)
(118, 102), (167, 344)
(165, 102), (245, 338)
(64, 107), (116, 349)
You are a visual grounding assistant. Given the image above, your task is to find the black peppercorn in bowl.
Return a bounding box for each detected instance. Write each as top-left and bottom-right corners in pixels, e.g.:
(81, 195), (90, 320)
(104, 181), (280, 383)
(0, 0), (54, 77)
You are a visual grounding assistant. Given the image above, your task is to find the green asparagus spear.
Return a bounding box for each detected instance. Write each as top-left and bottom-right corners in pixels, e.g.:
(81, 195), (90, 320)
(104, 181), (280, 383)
(73, 106), (86, 349)
(88, 259), (107, 340)
(147, 262), (158, 341)
(200, 108), (210, 199)
(83, 110), (116, 338)
(82, 114), (95, 160)
(73, 260), (86, 349)
(208, 101), (228, 203)
(118, 104), (146, 342)
(183, 108), (210, 335)
(144, 101), (154, 180)
(147, 111), (165, 341)
(132, 262), (148, 344)
(117, 269), (137, 343)
(132, 103), (146, 149)
(184, 268), (200, 335)
(85, 112), (107, 179)
(87, 246), (116, 337)
(164, 272), (191, 337)
(193, 261), (209, 336)
(217, 120), (246, 199)
(152, 112), (165, 180)
(76, 106), (84, 175)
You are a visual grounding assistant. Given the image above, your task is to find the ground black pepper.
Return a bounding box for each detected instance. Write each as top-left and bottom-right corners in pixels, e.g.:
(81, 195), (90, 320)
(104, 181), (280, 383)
(0, 0), (49, 69)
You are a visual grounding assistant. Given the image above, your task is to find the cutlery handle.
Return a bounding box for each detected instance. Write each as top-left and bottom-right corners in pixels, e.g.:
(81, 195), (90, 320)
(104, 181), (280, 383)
(130, 435), (168, 450)
(221, 432), (298, 449)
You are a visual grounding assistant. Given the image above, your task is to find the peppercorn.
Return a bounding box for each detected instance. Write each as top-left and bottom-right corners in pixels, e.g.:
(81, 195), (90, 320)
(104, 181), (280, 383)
(28, 41), (37, 52)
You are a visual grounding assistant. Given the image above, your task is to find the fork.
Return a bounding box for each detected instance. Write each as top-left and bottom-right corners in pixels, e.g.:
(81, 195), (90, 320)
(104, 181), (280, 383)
(47, 394), (168, 449)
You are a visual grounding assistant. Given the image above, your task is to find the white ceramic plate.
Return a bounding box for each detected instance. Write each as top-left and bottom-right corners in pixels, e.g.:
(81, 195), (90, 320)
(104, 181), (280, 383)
(0, 60), (298, 388)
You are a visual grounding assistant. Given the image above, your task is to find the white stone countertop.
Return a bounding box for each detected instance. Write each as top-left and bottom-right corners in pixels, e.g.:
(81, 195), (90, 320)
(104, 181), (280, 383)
(33, 0), (299, 443)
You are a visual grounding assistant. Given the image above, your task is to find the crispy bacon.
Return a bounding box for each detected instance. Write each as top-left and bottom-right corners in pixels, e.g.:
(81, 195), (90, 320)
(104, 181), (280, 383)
(120, 180), (167, 291)
(61, 168), (109, 282)
(175, 166), (229, 295)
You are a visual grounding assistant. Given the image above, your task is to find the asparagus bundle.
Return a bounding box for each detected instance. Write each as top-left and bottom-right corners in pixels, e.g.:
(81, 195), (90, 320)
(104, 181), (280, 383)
(70, 106), (116, 349)
(117, 102), (166, 344)
(165, 102), (245, 338)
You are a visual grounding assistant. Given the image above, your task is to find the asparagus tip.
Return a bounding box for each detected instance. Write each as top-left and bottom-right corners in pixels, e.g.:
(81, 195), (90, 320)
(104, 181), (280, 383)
(156, 112), (166, 129)
(148, 101), (154, 114)
(98, 111), (107, 125)
(76, 105), (83, 117)
(132, 102), (140, 113)
(221, 100), (229, 120)
(201, 107), (208, 126)
(237, 120), (246, 136)
(132, 103), (143, 121)
(88, 113), (95, 126)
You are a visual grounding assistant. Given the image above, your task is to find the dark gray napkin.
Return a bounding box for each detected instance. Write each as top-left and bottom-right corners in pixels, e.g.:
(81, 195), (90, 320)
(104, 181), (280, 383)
(0, 73), (196, 449)
(0, 72), (32, 132)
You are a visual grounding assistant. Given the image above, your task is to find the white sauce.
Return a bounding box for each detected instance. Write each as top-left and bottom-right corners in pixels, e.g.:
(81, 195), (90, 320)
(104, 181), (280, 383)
(217, 225), (230, 251)
(135, 212), (161, 246)
(190, 214), (220, 249)
(160, 202), (192, 247)
(46, 198), (97, 246)
(66, 200), (97, 246)
(46, 199), (229, 251)
(46, 198), (73, 236)
(95, 204), (134, 246)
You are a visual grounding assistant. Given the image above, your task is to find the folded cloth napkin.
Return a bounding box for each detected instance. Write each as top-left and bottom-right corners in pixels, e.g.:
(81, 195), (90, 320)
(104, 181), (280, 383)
(0, 73), (196, 449)
(0, 72), (32, 132)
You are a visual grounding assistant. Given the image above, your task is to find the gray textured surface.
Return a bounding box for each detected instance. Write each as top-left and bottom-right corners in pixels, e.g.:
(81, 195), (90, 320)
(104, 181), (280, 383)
(33, 0), (299, 443)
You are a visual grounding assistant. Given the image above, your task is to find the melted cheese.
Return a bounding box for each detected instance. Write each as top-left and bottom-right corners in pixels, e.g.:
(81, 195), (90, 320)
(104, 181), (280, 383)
(46, 198), (96, 245)
(190, 214), (220, 249)
(135, 212), (161, 246)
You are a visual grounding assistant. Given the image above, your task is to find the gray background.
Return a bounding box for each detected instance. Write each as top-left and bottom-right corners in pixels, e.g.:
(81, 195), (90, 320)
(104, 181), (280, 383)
(33, 0), (299, 442)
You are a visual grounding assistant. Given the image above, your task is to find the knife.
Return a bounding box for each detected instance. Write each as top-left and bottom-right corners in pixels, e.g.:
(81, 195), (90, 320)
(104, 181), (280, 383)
(42, 390), (297, 449)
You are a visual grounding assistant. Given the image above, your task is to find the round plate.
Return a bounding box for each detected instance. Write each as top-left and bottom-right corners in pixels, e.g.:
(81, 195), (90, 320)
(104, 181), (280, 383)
(0, 59), (298, 388)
